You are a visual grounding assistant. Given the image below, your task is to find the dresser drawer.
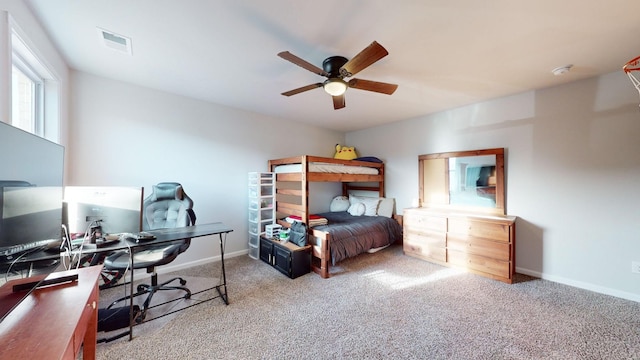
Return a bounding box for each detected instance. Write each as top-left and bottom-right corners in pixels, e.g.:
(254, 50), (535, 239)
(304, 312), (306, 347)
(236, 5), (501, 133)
(447, 249), (510, 279)
(402, 208), (515, 284)
(447, 235), (510, 261)
(405, 230), (446, 247)
(403, 211), (447, 233)
(404, 231), (446, 262)
(448, 218), (511, 242)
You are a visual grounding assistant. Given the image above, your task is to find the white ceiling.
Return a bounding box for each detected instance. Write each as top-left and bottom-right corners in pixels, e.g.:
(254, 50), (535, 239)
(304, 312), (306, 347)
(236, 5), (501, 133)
(25, 0), (640, 132)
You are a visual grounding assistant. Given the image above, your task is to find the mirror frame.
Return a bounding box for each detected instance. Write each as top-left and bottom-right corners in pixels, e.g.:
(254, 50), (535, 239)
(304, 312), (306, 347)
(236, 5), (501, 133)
(418, 148), (505, 215)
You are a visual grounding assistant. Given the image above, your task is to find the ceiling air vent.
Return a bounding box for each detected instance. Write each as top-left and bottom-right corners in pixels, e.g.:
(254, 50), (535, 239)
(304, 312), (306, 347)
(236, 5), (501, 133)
(97, 27), (132, 55)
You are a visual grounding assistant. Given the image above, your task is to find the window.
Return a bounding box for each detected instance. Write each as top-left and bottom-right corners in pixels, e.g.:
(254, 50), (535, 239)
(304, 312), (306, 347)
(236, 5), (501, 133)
(11, 56), (43, 134)
(8, 24), (58, 141)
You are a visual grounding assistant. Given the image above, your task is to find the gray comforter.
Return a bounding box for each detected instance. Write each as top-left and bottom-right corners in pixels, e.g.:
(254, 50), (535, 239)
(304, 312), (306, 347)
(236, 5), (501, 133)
(312, 211), (403, 265)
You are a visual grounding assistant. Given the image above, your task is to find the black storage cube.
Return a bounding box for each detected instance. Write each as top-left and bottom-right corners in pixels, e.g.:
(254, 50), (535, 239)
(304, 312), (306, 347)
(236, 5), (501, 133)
(260, 236), (311, 279)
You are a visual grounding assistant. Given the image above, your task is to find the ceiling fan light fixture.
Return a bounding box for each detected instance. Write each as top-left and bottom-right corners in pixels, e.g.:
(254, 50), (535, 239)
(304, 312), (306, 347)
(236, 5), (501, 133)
(323, 78), (347, 96)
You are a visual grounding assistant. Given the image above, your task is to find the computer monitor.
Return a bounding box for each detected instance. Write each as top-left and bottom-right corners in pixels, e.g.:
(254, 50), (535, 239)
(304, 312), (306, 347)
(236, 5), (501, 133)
(0, 185), (63, 252)
(63, 186), (143, 240)
(0, 121), (64, 323)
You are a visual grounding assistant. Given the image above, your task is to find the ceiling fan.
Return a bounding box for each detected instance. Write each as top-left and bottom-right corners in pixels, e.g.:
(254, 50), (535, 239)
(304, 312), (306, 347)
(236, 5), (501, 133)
(278, 41), (398, 110)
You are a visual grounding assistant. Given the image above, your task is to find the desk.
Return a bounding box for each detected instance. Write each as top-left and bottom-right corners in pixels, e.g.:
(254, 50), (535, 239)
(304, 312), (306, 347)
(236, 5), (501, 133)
(0, 266), (102, 360)
(82, 222), (233, 340)
(133, 222), (234, 305)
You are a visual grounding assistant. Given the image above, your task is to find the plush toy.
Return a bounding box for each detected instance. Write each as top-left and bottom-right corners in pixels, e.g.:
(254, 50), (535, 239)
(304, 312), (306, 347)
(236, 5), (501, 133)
(334, 144), (358, 160)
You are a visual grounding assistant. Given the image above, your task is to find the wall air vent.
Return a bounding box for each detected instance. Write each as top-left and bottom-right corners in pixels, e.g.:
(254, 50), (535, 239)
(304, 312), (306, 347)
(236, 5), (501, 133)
(96, 27), (132, 55)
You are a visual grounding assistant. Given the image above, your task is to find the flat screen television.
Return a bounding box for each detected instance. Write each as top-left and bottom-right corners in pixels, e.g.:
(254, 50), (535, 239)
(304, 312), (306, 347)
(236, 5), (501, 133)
(63, 186), (143, 240)
(0, 184), (63, 253)
(0, 121), (64, 323)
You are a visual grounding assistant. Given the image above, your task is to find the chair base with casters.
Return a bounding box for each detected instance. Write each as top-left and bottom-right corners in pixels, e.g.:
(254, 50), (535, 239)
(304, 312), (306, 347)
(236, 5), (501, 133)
(104, 243), (192, 321)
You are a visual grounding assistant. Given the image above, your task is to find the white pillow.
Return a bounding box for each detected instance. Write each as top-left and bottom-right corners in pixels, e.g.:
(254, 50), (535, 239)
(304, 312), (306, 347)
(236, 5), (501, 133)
(377, 198), (395, 218)
(347, 202), (365, 216)
(330, 196), (350, 212)
(349, 195), (380, 216)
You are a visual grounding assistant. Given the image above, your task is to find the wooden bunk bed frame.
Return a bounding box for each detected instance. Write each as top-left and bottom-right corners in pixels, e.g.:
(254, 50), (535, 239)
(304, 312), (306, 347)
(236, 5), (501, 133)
(268, 155), (385, 278)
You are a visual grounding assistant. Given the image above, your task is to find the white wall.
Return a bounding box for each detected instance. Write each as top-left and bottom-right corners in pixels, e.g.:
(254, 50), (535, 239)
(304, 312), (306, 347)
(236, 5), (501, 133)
(7, 0), (639, 302)
(347, 72), (640, 302)
(68, 71), (344, 267)
(0, 0), (69, 149)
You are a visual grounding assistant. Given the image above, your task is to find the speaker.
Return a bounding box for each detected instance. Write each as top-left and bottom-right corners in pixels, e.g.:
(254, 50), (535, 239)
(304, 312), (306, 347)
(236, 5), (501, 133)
(97, 305), (141, 332)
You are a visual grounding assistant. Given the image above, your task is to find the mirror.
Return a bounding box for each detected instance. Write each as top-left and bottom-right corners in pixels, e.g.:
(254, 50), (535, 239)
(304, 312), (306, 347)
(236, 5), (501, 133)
(418, 148), (505, 215)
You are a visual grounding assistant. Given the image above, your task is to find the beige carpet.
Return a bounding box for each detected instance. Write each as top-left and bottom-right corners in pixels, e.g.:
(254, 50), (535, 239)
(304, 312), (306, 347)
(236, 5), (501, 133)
(95, 244), (640, 359)
(97, 275), (220, 342)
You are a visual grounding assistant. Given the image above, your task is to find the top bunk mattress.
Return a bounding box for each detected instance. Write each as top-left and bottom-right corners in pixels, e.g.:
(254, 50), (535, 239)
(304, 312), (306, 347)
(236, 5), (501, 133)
(273, 162), (379, 175)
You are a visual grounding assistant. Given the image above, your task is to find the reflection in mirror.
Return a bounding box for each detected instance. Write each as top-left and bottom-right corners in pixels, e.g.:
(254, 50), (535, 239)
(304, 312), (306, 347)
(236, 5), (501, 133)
(419, 148), (505, 215)
(449, 155), (496, 208)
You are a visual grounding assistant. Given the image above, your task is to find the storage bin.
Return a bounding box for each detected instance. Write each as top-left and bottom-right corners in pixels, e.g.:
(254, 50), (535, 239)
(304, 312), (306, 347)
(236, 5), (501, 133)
(249, 233), (260, 247)
(248, 172), (275, 259)
(266, 224), (282, 238)
(248, 244), (259, 260)
(249, 222), (258, 234)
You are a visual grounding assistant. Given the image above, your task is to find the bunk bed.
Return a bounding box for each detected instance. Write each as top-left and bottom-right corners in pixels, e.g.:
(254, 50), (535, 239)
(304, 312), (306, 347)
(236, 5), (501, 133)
(268, 155), (401, 278)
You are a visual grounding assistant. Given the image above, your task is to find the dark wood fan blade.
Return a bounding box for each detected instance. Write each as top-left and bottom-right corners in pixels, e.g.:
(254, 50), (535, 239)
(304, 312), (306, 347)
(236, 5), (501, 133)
(282, 83), (323, 96)
(332, 95), (345, 110)
(278, 51), (329, 77)
(340, 41), (388, 77)
(348, 78), (398, 95)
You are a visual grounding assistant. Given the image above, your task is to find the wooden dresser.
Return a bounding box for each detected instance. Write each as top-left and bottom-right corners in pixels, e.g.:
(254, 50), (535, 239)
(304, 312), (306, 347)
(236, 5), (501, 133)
(0, 265), (102, 360)
(403, 208), (516, 283)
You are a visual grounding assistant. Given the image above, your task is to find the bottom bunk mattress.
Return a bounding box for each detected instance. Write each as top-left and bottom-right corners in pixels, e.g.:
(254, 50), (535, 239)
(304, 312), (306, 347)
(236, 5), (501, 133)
(311, 211), (403, 265)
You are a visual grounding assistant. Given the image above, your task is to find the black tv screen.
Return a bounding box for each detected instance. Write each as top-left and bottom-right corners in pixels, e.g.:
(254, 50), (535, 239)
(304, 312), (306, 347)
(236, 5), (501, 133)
(0, 185), (63, 252)
(0, 121), (64, 322)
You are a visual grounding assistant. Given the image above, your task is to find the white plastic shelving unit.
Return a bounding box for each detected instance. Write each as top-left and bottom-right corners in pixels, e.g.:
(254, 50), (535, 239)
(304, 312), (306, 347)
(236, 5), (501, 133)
(248, 172), (275, 259)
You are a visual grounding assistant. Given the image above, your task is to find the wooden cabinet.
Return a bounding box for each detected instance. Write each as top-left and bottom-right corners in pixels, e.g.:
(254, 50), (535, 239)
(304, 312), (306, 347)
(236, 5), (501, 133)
(260, 236), (311, 279)
(403, 208), (516, 283)
(0, 266), (102, 360)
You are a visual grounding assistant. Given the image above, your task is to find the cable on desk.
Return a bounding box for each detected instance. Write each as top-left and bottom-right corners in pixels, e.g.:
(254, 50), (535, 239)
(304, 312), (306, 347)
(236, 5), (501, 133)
(3, 246), (48, 282)
(95, 241), (135, 327)
(60, 224), (72, 271)
(73, 220), (104, 270)
(114, 240), (133, 301)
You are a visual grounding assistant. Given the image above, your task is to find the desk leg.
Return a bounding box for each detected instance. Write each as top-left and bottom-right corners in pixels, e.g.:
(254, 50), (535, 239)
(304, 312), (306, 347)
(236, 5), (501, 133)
(128, 251), (135, 340)
(83, 282), (99, 360)
(217, 233), (229, 305)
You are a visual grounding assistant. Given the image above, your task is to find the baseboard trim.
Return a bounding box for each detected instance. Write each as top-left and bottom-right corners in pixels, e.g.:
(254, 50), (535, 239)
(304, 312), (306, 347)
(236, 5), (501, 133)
(516, 267), (640, 303)
(155, 249), (249, 275)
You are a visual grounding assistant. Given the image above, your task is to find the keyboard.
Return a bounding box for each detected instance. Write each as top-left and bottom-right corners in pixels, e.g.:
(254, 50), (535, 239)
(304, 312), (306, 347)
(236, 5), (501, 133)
(0, 240), (53, 263)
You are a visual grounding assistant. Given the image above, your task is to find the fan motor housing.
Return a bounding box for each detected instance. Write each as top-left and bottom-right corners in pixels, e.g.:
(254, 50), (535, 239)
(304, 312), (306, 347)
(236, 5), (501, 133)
(323, 56), (348, 77)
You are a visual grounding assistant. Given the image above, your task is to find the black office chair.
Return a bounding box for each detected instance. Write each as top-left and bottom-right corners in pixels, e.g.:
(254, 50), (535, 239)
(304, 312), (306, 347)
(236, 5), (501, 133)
(104, 182), (196, 320)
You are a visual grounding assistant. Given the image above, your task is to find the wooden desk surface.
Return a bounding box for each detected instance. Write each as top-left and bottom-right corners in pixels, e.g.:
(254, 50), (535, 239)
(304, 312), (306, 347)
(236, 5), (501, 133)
(0, 266), (102, 360)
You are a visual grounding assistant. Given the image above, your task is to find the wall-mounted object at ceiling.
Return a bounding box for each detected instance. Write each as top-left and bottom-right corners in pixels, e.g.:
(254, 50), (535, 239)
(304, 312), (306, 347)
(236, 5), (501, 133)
(96, 27), (132, 55)
(278, 41), (398, 110)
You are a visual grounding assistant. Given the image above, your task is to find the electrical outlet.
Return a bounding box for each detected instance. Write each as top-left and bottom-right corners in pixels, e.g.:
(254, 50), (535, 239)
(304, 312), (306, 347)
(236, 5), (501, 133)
(632, 261), (640, 274)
